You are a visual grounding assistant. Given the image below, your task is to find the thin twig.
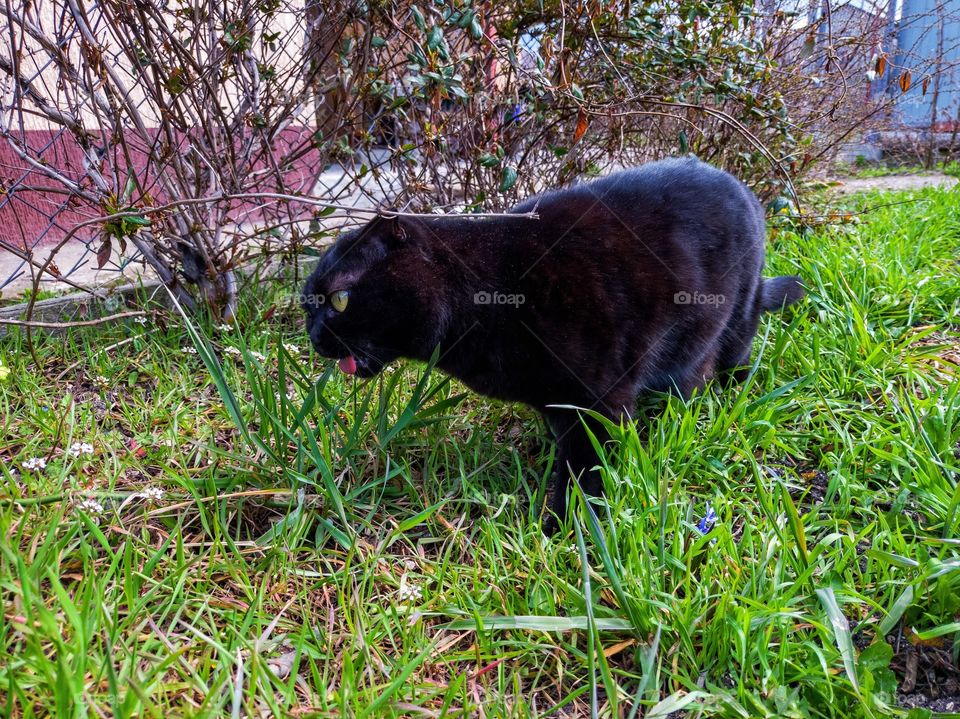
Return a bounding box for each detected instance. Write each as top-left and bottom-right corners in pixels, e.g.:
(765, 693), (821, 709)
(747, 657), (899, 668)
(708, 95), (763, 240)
(55, 336), (140, 382)
(0, 309), (148, 329)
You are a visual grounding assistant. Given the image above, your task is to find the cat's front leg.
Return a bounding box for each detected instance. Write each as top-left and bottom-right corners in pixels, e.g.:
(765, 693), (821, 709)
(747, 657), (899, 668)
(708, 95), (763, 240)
(541, 409), (610, 535)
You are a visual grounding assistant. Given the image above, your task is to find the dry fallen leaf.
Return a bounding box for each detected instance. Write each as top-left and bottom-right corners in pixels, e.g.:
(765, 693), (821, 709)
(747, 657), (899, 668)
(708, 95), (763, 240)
(875, 54), (887, 78)
(899, 70), (912, 93)
(267, 649), (298, 679)
(573, 107), (590, 143)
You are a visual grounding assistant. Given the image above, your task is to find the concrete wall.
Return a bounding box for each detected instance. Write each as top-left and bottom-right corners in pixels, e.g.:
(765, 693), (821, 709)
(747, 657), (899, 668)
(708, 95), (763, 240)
(893, 0), (960, 128)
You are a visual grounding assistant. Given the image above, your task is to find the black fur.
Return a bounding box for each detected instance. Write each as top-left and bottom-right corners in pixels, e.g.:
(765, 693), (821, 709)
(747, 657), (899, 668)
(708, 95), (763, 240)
(302, 158), (804, 532)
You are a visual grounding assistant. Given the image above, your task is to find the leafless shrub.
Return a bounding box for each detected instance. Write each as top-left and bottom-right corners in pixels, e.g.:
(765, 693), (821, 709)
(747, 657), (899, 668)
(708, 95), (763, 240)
(0, 0), (949, 318)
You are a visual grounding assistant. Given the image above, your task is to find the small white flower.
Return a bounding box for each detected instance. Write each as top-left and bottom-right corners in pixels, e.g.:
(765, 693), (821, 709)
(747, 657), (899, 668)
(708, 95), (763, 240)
(249, 350), (266, 362)
(68, 442), (94, 458)
(22, 457), (46, 471)
(397, 583), (422, 602)
(216, 324), (232, 332)
(78, 497), (104, 514)
(134, 316), (148, 325)
(397, 575), (423, 603)
(141, 486), (164, 503)
(94, 375), (110, 390)
(282, 343), (301, 354)
(276, 388), (300, 404)
(181, 346), (198, 355)
(224, 346), (242, 357)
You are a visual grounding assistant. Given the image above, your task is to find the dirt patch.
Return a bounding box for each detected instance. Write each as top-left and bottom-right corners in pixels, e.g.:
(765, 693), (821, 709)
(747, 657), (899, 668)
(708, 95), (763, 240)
(888, 626), (960, 713)
(797, 468), (829, 507)
(767, 460), (829, 511)
(910, 330), (960, 377)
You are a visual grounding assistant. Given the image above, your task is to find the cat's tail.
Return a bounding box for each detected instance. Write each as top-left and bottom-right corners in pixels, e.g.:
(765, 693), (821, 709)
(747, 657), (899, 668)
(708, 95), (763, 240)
(760, 275), (805, 312)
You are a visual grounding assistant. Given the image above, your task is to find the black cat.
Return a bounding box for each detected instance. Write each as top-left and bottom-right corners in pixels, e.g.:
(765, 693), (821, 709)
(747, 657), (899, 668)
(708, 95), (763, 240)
(302, 157), (804, 532)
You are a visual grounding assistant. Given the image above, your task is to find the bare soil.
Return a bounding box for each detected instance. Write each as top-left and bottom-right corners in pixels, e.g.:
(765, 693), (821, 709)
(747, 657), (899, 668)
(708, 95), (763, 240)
(889, 625), (960, 714)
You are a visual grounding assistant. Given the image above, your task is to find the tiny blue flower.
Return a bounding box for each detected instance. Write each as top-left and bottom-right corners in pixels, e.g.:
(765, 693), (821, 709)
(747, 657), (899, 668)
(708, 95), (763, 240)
(696, 502), (718, 535)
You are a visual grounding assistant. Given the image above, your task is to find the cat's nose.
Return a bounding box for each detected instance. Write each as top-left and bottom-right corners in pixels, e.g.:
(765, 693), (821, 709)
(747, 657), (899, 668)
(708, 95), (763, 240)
(308, 321), (327, 354)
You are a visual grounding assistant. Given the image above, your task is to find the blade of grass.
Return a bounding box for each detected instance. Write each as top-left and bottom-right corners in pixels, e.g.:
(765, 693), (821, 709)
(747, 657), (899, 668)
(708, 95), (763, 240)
(816, 587), (860, 694)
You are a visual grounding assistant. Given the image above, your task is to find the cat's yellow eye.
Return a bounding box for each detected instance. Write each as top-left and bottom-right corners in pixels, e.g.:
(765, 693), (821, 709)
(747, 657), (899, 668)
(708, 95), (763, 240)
(330, 290), (350, 312)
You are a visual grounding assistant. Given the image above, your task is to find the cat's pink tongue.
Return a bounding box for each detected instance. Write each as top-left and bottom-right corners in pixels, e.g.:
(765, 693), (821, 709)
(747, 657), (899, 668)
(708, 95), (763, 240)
(338, 356), (357, 375)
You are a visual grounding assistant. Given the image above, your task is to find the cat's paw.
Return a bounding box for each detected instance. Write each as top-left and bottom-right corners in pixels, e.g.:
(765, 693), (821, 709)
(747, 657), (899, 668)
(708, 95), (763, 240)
(541, 512), (560, 537)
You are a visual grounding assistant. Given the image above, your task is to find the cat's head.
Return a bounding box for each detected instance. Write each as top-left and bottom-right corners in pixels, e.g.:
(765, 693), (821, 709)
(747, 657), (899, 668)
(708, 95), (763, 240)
(302, 215), (443, 378)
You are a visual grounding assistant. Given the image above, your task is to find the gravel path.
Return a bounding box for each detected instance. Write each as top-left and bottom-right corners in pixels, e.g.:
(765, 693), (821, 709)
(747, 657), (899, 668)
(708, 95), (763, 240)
(832, 173), (959, 194)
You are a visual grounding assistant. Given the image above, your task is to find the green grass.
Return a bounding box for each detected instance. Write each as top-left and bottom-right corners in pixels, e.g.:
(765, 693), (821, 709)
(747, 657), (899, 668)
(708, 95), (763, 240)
(0, 288), (59, 308)
(1, 187), (959, 718)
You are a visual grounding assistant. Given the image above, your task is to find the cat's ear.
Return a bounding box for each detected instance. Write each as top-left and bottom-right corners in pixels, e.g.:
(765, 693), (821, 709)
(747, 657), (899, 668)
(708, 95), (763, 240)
(390, 215), (409, 242)
(371, 212), (415, 248)
(362, 212), (420, 259)
(384, 215), (408, 246)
